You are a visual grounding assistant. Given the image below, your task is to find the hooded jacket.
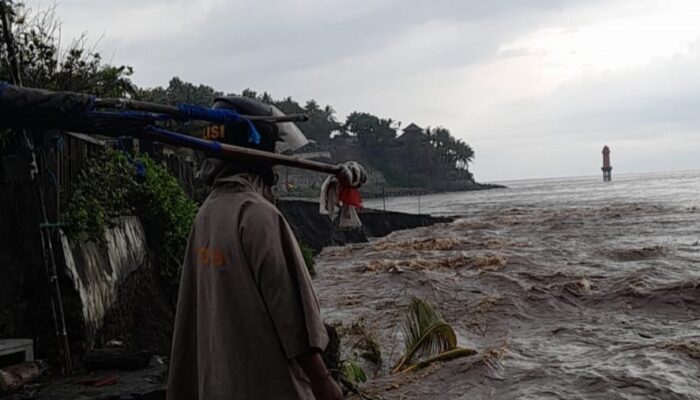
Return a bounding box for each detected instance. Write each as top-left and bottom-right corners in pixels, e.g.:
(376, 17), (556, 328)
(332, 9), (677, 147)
(166, 164), (328, 400)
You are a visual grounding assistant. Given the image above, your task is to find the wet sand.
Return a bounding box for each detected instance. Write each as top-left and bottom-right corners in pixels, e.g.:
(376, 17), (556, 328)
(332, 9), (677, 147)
(315, 189), (700, 399)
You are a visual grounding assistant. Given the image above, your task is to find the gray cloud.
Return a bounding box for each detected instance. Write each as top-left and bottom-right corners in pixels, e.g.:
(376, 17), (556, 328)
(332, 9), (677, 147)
(58, 0), (599, 86)
(27, 0), (700, 180)
(469, 38), (700, 179)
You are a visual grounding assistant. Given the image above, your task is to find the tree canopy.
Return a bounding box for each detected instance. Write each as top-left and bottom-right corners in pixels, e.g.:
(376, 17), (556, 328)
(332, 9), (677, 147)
(0, 2), (134, 97)
(137, 77), (222, 106)
(1, 1), (476, 190)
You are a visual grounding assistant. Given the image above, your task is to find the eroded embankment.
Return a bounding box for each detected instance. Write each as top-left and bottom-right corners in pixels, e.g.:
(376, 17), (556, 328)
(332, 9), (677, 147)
(314, 203), (700, 400)
(278, 198), (451, 252)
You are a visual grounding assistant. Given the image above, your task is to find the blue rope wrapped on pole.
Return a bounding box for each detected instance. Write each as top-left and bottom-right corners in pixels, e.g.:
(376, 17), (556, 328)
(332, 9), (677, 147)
(87, 105), (261, 144)
(176, 103), (261, 145)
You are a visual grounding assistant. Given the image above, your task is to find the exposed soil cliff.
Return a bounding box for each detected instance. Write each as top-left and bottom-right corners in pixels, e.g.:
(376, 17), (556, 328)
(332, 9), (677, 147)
(277, 198), (452, 253)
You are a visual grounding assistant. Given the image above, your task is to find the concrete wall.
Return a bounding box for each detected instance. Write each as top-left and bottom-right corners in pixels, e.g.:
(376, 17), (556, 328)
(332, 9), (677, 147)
(60, 216), (149, 347)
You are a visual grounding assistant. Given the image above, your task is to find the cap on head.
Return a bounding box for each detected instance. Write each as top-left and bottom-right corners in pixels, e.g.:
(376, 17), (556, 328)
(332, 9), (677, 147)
(210, 96), (279, 153)
(208, 96), (309, 154)
(198, 97), (311, 186)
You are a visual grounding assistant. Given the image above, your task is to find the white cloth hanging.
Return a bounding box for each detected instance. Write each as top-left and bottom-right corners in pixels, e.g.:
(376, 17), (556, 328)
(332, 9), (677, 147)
(319, 162), (367, 229)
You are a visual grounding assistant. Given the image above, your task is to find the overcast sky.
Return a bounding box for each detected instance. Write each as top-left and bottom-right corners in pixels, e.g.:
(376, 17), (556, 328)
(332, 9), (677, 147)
(30, 0), (700, 181)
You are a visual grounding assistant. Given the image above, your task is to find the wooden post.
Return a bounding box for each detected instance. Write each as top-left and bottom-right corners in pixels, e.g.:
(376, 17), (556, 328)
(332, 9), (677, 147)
(382, 184), (386, 211)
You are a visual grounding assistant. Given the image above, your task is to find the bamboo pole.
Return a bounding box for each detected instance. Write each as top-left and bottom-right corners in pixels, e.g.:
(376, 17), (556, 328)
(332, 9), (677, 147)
(94, 98), (309, 123)
(145, 127), (342, 175)
(220, 143), (342, 175)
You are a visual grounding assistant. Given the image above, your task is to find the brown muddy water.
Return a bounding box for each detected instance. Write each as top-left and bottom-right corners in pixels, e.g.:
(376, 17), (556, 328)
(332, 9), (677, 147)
(316, 171), (700, 399)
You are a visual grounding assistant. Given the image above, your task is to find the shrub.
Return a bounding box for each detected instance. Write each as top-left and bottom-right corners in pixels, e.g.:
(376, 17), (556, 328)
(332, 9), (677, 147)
(63, 149), (197, 299)
(299, 242), (317, 277)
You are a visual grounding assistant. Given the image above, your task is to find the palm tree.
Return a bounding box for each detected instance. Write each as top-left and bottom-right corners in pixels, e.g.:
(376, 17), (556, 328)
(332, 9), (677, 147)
(305, 99), (320, 112)
(241, 88), (258, 99)
(323, 104), (336, 119)
(434, 127), (451, 148)
(261, 92), (273, 104)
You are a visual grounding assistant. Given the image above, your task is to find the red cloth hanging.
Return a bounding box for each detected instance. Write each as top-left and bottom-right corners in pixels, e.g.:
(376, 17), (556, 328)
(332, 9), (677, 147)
(338, 184), (363, 209)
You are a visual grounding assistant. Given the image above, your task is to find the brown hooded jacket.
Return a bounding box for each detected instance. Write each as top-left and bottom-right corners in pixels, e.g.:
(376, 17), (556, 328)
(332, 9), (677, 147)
(166, 167), (328, 400)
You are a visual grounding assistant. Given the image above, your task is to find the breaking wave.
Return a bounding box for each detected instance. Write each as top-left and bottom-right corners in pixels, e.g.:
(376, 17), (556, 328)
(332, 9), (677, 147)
(317, 171), (700, 399)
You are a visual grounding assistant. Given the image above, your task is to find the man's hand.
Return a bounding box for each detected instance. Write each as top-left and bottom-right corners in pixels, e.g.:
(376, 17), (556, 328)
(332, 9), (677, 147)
(296, 351), (343, 399)
(310, 374), (343, 400)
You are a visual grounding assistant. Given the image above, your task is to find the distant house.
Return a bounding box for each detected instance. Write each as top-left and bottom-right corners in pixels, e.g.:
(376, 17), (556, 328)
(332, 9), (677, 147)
(396, 123), (427, 145)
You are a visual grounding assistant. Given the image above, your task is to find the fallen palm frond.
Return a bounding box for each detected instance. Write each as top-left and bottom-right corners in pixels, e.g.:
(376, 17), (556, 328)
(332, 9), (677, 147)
(392, 297), (475, 373)
(402, 347), (477, 372)
(340, 359), (367, 384)
(356, 331), (382, 367)
(339, 360), (384, 400)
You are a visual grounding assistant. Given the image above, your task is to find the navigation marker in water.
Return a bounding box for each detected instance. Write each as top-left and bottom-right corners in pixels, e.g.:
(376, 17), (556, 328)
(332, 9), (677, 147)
(602, 145), (612, 182)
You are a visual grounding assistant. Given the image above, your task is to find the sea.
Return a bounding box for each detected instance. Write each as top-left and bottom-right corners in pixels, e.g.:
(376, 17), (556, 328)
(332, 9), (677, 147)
(316, 170), (700, 399)
(365, 170), (700, 217)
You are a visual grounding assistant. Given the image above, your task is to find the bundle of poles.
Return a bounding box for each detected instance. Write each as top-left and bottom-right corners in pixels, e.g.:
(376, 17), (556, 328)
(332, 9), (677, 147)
(0, 82), (345, 176)
(1, 2), (341, 176)
(101, 98), (345, 175)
